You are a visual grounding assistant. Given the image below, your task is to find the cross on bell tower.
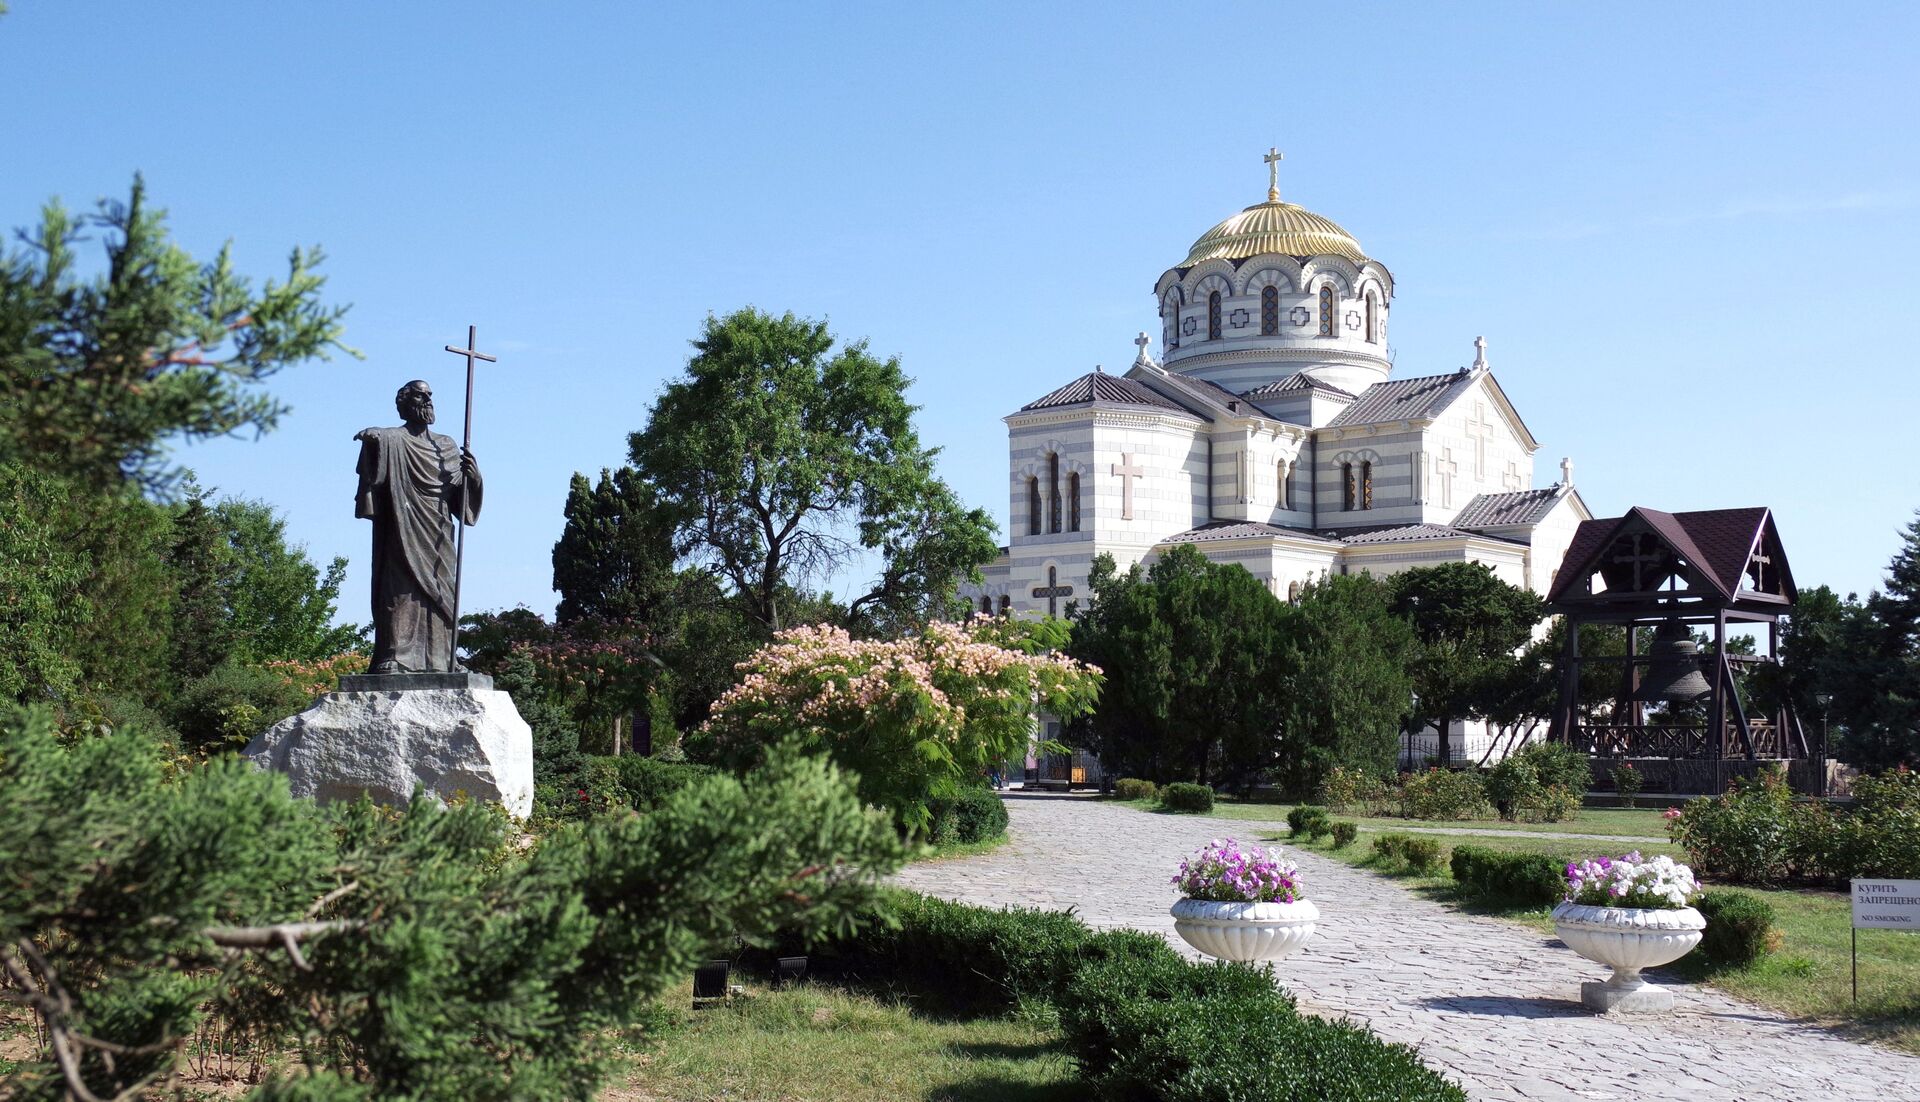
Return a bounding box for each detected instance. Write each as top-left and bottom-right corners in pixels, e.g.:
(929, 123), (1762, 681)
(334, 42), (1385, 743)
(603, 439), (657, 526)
(1264, 147), (1284, 202)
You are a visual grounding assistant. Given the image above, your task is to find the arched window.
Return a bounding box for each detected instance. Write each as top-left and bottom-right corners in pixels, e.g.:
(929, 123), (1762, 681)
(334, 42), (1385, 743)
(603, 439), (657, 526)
(1261, 286), (1279, 335)
(1342, 462), (1355, 510)
(1319, 284), (1335, 337)
(980, 596), (992, 616)
(1027, 477), (1041, 535)
(998, 594), (1010, 616)
(1287, 580), (1301, 603)
(1365, 292), (1378, 343)
(1166, 298), (1180, 350)
(1277, 460), (1290, 509)
(1207, 290), (1222, 340)
(1361, 460), (1374, 509)
(1047, 453), (1061, 534)
(1068, 471), (1081, 531)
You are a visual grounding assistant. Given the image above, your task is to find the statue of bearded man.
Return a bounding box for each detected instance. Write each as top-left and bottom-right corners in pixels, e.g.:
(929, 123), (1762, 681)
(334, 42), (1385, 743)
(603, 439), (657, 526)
(354, 380), (482, 673)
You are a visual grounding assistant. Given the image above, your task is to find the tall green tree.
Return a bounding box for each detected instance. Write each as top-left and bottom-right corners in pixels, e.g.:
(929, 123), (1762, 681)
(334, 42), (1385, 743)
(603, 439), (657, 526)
(1388, 563), (1544, 766)
(550, 466), (766, 739)
(0, 466), (89, 702)
(0, 463), (176, 704)
(213, 496), (357, 663)
(167, 490), (358, 679)
(552, 468), (683, 625)
(1068, 547), (1288, 786)
(1486, 618), (1629, 743)
(1273, 573), (1416, 795)
(165, 491), (360, 691)
(1818, 513), (1920, 767)
(0, 176), (354, 495)
(626, 309), (996, 632)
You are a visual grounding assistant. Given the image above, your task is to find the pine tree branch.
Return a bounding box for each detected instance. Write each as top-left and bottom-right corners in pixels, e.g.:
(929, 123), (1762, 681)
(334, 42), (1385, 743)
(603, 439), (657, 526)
(201, 920), (359, 971)
(3, 940), (178, 1102)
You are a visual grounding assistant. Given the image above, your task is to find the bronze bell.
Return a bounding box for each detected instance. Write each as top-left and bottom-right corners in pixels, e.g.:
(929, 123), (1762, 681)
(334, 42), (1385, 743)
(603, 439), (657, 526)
(1633, 619), (1711, 702)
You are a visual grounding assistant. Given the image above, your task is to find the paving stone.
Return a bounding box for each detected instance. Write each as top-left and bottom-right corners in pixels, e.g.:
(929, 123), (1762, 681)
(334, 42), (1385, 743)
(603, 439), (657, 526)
(895, 793), (1920, 1102)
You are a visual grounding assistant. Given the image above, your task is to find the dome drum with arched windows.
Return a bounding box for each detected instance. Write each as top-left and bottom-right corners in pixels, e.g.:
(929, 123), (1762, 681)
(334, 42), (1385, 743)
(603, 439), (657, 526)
(1157, 190), (1395, 396)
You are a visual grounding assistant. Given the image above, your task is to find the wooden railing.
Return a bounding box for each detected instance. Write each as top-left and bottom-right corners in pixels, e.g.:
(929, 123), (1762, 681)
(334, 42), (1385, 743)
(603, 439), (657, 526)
(1574, 725), (1707, 758)
(1572, 721), (1793, 760)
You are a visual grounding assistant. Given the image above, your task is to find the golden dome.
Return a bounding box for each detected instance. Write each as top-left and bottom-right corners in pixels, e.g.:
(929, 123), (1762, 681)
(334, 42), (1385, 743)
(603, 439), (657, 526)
(1182, 200), (1367, 266)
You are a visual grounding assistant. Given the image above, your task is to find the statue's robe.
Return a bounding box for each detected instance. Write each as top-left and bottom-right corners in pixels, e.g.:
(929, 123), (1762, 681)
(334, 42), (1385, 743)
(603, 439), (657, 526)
(354, 426), (482, 672)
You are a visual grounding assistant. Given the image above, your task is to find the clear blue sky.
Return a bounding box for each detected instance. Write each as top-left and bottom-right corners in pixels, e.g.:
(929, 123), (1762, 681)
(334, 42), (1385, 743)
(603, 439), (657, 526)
(5, 2), (1917, 623)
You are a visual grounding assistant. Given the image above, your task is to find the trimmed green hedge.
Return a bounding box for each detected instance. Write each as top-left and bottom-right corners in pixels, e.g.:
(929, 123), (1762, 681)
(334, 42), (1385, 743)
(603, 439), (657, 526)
(1695, 890), (1776, 969)
(1331, 821), (1359, 848)
(1113, 777), (1158, 801)
(926, 787), (1009, 844)
(1374, 832), (1443, 872)
(1159, 782), (1215, 813)
(1058, 949), (1286, 1079)
(1449, 845), (1564, 906)
(1288, 805), (1333, 839)
(819, 890), (1100, 1014)
(829, 892), (1468, 1101)
(1058, 942), (1465, 1101)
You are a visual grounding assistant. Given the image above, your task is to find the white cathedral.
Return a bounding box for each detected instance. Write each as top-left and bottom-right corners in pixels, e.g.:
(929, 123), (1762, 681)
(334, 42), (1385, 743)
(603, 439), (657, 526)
(960, 154), (1594, 765)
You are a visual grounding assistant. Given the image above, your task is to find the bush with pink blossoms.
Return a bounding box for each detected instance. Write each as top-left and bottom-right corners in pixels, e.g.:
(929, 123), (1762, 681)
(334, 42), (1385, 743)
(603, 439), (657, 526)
(702, 619), (1101, 831)
(1172, 838), (1306, 903)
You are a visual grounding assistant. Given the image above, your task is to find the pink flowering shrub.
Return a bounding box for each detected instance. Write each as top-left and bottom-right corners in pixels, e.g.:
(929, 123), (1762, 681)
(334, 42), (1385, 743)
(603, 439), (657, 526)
(702, 620), (1101, 830)
(1172, 838), (1305, 903)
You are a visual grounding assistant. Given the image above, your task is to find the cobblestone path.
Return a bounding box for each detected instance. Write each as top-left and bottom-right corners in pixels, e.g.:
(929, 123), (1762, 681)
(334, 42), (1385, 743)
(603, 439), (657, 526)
(894, 793), (1920, 1102)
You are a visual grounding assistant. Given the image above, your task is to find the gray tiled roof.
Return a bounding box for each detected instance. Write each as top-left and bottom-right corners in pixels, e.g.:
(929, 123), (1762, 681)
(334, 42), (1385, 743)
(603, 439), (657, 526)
(1325, 368), (1476, 428)
(1334, 523), (1528, 547)
(1162, 521), (1341, 545)
(1163, 519), (1526, 549)
(1019, 372), (1190, 414)
(1243, 374), (1355, 399)
(1451, 487), (1564, 528)
(1131, 370), (1242, 420)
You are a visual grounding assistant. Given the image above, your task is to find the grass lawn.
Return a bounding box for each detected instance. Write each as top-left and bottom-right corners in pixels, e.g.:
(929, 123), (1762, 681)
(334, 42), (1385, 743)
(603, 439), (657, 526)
(1266, 824), (1920, 1054)
(1115, 796), (1672, 839)
(918, 832), (1013, 863)
(609, 982), (1077, 1102)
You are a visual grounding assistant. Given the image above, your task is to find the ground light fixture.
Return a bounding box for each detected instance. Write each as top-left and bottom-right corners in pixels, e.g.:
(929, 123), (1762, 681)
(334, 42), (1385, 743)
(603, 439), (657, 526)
(692, 960), (729, 1008)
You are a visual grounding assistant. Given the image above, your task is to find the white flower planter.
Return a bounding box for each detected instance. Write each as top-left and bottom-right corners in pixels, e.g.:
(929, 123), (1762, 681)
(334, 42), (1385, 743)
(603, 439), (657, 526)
(1169, 898), (1318, 963)
(1551, 901), (1705, 1013)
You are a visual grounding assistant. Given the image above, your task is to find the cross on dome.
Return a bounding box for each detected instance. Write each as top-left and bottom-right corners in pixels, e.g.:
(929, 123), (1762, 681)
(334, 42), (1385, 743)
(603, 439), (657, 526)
(1264, 147), (1284, 202)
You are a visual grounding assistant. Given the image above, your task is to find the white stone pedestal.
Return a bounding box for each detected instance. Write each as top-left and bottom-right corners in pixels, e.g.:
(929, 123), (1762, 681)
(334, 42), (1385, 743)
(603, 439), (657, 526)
(1581, 975), (1674, 1013)
(245, 684), (534, 819)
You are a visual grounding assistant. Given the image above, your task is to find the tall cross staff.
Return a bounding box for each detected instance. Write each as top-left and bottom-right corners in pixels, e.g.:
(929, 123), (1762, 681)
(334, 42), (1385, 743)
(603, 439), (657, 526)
(444, 325), (496, 661)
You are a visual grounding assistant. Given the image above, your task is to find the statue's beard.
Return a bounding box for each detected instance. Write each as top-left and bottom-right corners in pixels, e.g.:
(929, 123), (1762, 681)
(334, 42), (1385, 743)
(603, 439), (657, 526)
(403, 404), (435, 425)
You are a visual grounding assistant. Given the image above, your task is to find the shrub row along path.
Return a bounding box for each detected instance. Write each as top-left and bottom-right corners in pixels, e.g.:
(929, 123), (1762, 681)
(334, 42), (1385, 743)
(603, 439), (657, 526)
(894, 793), (1920, 1102)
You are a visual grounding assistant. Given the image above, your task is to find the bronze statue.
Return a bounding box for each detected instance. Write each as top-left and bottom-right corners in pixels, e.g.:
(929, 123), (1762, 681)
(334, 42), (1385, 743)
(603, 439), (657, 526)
(355, 380), (482, 673)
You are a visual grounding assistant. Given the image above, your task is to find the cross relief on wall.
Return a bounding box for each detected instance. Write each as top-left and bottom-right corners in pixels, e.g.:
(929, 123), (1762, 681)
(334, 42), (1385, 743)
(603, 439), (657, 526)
(1031, 565), (1074, 617)
(1502, 460), (1523, 491)
(1112, 452), (1145, 520)
(1436, 447), (1459, 508)
(1464, 402), (1496, 479)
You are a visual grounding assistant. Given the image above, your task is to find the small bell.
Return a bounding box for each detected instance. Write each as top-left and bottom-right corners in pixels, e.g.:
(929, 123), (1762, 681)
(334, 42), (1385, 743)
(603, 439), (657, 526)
(1633, 619), (1711, 703)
